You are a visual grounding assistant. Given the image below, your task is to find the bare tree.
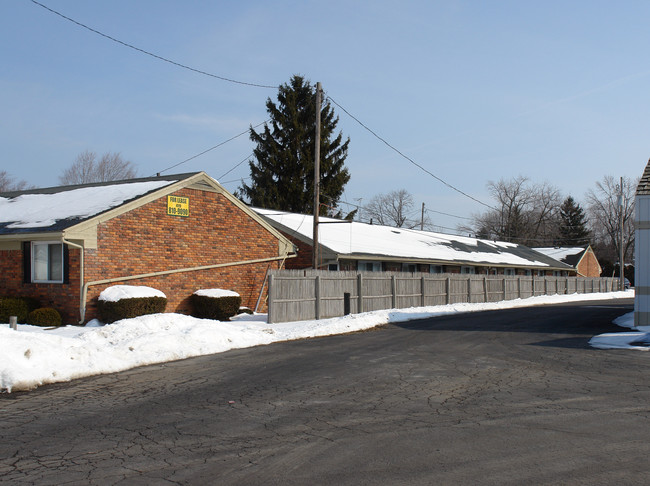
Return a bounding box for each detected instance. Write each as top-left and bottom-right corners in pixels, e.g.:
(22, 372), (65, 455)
(59, 151), (137, 185)
(471, 176), (562, 245)
(585, 175), (637, 274)
(0, 171), (29, 192)
(364, 189), (422, 228)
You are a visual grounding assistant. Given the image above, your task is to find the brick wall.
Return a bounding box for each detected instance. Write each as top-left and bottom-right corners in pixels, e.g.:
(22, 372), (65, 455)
(576, 249), (602, 277)
(0, 188), (284, 323)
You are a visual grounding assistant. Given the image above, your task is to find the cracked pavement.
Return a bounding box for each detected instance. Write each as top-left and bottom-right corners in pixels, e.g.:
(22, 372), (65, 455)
(1, 298), (648, 485)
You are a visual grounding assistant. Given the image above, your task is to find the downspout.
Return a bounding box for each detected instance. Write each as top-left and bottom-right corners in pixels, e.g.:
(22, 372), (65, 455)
(79, 254), (296, 323)
(62, 238), (85, 324)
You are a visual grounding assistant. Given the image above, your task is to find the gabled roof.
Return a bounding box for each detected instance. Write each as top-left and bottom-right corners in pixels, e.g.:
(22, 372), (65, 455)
(533, 247), (587, 267)
(0, 172), (294, 254)
(255, 208), (572, 270)
(0, 173), (194, 235)
(637, 158), (650, 195)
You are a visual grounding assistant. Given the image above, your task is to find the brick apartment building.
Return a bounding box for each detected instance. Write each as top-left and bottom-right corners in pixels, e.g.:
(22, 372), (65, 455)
(254, 208), (575, 276)
(533, 246), (602, 278)
(0, 172), (295, 323)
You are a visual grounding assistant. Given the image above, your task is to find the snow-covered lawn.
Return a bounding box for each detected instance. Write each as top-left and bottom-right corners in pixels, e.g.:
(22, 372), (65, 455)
(0, 290), (634, 393)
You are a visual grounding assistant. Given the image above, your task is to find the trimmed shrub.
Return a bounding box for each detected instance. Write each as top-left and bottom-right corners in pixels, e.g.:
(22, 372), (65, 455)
(0, 297), (40, 324)
(26, 307), (62, 327)
(191, 291), (242, 321)
(97, 296), (167, 324)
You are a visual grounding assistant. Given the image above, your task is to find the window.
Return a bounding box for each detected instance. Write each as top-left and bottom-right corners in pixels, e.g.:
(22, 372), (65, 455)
(429, 265), (443, 274)
(32, 242), (64, 283)
(359, 261), (381, 272)
(461, 266), (476, 274)
(402, 263), (417, 273)
(328, 263), (339, 271)
(536, 270), (545, 277)
(504, 268), (515, 276)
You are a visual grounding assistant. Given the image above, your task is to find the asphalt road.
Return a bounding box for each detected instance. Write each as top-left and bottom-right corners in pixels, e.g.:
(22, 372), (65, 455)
(1, 298), (647, 485)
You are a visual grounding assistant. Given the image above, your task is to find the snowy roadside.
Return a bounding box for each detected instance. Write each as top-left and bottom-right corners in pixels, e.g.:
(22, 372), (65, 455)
(0, 290), (634, 393)
(589, 310), (650, 350)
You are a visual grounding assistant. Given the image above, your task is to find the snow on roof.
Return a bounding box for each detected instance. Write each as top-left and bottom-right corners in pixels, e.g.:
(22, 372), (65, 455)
(255, 208), (565, 268)
(533, 247), (586, 265)
(0, 179), (177, 233)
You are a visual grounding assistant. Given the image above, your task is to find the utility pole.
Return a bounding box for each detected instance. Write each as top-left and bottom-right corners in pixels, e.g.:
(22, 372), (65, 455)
(619, 176), (625, 290)
(312, 82), (322, 270)
(421, 202), (425, 231)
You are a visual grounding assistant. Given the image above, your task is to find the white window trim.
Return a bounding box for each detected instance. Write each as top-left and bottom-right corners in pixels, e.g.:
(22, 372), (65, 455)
(31, 241), (64, 284)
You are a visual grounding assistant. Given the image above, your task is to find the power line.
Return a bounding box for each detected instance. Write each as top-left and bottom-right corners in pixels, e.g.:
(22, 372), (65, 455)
(219, 153), (254, 180)
(155, 121), (267, 176)
(325, 94), (497, 211)
(30, 0), (277, 89)
(425, 207), (473, 221)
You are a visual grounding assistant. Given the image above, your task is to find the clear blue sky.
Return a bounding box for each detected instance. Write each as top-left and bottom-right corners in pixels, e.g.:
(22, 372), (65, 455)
(2, 0), (649, 232)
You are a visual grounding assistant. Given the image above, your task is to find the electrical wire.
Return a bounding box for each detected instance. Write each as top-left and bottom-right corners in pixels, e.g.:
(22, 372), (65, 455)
(219, 153), (254, 180)
(325, 94), (497, 211)
(30, 0), (277, 89)
(154, 121), (267, 176)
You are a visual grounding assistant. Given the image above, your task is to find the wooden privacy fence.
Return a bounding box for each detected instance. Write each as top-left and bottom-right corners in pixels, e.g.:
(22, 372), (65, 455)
(267, 270), (620, 323)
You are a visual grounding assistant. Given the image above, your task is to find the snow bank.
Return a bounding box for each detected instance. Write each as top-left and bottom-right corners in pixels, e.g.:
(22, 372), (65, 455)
(0, 290), (633, 392)
(589, 310), (650, 350)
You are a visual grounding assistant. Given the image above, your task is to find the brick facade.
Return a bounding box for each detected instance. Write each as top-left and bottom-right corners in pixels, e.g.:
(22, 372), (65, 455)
(1, 188), (285, 323)
(576, 248), (602, 277)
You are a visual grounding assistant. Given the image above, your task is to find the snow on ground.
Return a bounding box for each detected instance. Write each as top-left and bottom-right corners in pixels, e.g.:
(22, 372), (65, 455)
(589, 309), (650, 351)
(0, 290), (634, 393)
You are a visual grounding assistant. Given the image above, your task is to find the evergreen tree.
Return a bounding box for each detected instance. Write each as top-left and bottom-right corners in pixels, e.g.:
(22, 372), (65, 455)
(557, 196), (590, 246)
(237, 75), (350, 214)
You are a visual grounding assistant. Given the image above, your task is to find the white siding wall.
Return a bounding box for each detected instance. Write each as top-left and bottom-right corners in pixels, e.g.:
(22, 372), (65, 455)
(635, 195), (650, 326)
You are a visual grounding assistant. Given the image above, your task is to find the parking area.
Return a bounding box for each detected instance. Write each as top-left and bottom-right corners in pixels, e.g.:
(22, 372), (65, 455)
(1, 298), (647, 485)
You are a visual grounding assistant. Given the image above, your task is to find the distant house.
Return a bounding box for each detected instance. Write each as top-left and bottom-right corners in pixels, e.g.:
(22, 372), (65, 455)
(255, 208), (574, 276)
(635, 159), (650, 326)
(533, 247), (602, 278)
(0, 172), (295, 323)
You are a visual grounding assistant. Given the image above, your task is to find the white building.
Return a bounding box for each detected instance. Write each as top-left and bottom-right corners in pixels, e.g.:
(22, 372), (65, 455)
(635, 159), (650, 326)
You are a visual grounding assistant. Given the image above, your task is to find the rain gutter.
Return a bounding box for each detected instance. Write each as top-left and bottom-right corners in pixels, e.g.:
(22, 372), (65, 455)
(78, 254), (295, 324)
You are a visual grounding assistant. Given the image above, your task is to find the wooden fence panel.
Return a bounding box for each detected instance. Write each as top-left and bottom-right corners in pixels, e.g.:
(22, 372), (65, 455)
(267, 271), (620, 323)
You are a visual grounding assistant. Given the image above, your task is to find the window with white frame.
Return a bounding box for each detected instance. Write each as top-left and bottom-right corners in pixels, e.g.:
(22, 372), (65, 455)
(504, 268), (515, 276)
(32, 242), (64, 283)
(461, 266), (476, 274)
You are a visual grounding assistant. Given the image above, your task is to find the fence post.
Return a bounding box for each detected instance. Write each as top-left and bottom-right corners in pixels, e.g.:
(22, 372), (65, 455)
(467, 277), (472, 303)
(391, 275), (397, 309)
(503, 277), (507, 301)
(421, 276), (426, 307)
(267, 274), (274, 324)
(344, 292), (351, 315)
(357, 273), (364, 313)
(315, 275), (321, 320)
(483, 276), (488, 303)
(544, 277), (548, 296)
(10, 316), (17, 331)
(517, 277), (521, 299)
(446, 277), (451, 305)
